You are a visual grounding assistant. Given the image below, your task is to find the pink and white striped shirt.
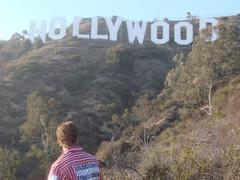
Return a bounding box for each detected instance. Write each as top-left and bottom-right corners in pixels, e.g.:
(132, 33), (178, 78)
(48, 146), (101, 180)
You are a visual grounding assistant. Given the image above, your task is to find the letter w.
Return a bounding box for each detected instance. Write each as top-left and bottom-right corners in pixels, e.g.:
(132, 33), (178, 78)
(127, 21), (147, 44)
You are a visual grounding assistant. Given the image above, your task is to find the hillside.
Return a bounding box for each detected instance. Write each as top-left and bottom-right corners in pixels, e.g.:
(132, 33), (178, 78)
(95, 15), (240, 179)
(0, 19), (177, 178)
(0, 14), (239, 179)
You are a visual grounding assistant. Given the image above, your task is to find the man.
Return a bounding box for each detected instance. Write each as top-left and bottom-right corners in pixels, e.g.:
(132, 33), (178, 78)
(48, 121), (101, 180)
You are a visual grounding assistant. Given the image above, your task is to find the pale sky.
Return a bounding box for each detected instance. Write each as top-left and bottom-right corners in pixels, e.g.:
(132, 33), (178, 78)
(0, 0), (239, 40)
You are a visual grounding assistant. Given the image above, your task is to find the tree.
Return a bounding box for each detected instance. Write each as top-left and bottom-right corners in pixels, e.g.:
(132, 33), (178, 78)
(0, 148), (20, 180)
(22, 30), (29, 39)
(22, 39), (32, 49)
(132, 94), (156, 122)
(34, 37), (44, 49)
(106, 44), (124, 64)
(21, 91), (61, 154)
(11, 32), (24, 41)
(20, 91), (62, 178)
(165, 18), (240, 112)
(111, 94), (156, 140)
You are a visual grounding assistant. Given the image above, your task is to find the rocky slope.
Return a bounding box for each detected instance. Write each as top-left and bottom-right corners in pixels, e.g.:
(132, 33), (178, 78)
(0, 37), (174, 151)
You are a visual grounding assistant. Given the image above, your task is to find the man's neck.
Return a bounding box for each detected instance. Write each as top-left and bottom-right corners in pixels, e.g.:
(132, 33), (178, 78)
(62, 145), (78, 152)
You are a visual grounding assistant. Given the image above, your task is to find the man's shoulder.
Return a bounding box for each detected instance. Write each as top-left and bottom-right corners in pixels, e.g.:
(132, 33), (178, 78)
(49, 148), (100, 179)
(54, 147), (98, 167)
(80, 150), (97, 159)
(50, 156), (65, 170)
(69, 146), (97, 161)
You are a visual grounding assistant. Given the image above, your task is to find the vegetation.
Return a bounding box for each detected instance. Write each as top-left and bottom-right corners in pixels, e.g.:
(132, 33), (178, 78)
(97, 16), (240, 179)
(20, 91), (61, 178)
(106, 43), (170, 72)
(33, 37), (44, 49)
(0, 148), (20, 180)
(0, 15), (238, 179)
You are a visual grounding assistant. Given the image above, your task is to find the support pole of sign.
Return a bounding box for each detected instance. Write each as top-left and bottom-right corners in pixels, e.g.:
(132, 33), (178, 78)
(104, 18), (107, 39)
(120, 21), (123, 43)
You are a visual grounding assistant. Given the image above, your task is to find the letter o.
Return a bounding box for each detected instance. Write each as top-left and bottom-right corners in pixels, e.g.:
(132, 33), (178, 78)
(174, 22), (193, 45)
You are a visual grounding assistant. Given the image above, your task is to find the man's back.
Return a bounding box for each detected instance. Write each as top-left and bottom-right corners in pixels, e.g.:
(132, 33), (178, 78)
(48, 146), (100, 180)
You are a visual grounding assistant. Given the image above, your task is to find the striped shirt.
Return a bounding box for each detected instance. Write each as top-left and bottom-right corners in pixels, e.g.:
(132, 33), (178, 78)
(48, 146), (101, 180)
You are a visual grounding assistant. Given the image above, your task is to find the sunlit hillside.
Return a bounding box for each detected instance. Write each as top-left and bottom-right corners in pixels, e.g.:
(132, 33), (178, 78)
(0, 15), (239, 179)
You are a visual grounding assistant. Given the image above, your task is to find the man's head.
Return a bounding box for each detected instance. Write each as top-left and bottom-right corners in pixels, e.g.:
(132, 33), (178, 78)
(56, 121), (78, 148)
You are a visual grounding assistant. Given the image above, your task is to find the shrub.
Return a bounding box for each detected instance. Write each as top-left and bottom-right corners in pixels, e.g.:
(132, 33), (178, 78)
(0, 148), (20, 180)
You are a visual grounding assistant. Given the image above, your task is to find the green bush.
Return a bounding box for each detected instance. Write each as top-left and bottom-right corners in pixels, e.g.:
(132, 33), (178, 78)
(0, 148), (20, 180)
(11, 62), (44, 80)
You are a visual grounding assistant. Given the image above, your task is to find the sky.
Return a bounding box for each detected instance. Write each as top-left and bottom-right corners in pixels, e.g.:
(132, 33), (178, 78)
(0, 0), (239, 40)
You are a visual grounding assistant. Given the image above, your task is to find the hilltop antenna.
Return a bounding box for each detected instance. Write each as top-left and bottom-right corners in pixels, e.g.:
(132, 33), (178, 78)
(186, 12), (200, 50)
(186, 12), (200, 21)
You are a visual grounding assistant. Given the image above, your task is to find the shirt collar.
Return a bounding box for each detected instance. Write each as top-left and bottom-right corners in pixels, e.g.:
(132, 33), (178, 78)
(63, 146), (83, 154)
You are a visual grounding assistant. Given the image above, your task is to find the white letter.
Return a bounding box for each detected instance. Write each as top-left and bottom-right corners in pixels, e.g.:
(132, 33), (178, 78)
(29, 20), (47, 43)
(174, 22), (193, 45)
(48, 175), (58, 180)
(49, 17), (66, 40)
(91, 17), (108, 40)
(151, 21), (169, 44)
(73, 17), (90, 39)
(126, 20), (147, 44)
(200, 18), (219, 41)
(105, 17), (123, 41)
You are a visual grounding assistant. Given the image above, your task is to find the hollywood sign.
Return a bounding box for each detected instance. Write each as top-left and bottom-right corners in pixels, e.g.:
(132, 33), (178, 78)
(29, 16), (219, 45)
